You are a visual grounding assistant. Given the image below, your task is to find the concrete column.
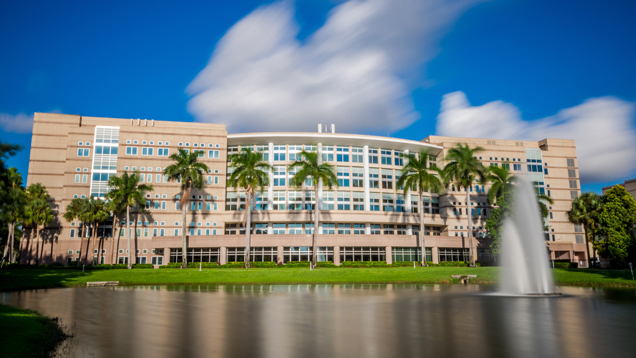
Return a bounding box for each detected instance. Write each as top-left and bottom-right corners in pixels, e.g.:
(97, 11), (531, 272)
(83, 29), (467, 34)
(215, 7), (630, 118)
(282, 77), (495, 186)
(385, 246), (392, 264)
(267, 222), (273, 235)
(432, 246), (439, 264)
(363, 145), (370, 211)
(277, 246), (284, 265)
(365, 222), (371, 235)
(406, 225), (413, 236)
(268, 142), (274, 210)
(333, 245), (340, 265)
(163, 247), (170, 265)
(219, 246), (227, 265)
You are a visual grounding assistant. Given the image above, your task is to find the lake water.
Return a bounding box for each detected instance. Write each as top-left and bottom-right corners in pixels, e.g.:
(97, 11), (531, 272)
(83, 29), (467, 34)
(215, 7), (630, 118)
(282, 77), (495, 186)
(2, 284), (635, 358)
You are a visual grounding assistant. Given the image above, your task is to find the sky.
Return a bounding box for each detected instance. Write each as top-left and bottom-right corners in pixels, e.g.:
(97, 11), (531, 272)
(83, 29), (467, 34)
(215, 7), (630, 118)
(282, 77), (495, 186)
(1, 0), (635, 193)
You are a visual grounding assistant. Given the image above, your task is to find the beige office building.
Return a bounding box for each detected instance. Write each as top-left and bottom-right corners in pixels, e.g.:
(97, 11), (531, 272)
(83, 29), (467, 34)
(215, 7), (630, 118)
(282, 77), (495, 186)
(21, 113), (587, 266)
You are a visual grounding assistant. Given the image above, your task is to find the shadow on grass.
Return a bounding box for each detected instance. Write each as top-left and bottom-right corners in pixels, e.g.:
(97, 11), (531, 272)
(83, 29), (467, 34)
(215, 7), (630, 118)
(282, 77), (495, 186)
(555, 268), (636, 287)
(0, 268), (91, 292)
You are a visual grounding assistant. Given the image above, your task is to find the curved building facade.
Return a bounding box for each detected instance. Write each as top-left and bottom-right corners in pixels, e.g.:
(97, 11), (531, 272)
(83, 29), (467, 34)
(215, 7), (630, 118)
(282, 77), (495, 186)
(21, 113), (589, 266)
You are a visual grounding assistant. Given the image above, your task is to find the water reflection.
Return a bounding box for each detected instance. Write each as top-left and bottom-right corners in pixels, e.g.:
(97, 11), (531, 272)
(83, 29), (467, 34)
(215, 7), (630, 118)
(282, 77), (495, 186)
(1, 285), (635, 358)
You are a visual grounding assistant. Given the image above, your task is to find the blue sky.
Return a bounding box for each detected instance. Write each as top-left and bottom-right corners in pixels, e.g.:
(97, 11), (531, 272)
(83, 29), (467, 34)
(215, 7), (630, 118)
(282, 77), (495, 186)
(1, 0), (635, 193)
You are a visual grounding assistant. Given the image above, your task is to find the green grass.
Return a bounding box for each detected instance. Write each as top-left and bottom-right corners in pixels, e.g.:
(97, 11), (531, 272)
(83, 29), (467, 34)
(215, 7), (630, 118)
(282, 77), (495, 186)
(0, 304), (69, 358)
(1, 266), (635, 291)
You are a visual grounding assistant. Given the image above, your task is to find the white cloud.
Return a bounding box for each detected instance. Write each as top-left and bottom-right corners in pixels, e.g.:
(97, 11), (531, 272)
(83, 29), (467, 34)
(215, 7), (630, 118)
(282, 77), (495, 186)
(436, 91), (636, 183)
(187, 0), (480, 134)
(0, 113), (34, 134)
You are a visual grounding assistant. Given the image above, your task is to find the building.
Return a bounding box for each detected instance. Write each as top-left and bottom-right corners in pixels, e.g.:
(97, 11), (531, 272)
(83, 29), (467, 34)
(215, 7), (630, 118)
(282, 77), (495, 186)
(20, 113), (587, 266)
(602, 179), (636, 199)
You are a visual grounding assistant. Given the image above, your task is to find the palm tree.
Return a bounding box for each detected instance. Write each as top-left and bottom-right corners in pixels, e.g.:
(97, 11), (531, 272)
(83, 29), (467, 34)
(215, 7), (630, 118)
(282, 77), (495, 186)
(1, 168), (26, 267)
(105, 172), (153, 269)
(63, 197), (88, 265)
(289, 150), (338, 266)
(567, 192), (602, 268)
(163, 149), (209, 268)
(396, 150), (444, 266)
(24, 184), (55, 266)
(80, 196), (111, 265)
(106, 199), (126, 265)
(443, 143), (489, 267)
(227, 148), (272, 268)
(487, 164), (516, 205)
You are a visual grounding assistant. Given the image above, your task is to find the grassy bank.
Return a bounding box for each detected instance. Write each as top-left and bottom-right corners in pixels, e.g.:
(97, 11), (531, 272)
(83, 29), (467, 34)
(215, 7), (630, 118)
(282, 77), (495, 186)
(0, 304), (69, 358)
(1, 266), (635, 291)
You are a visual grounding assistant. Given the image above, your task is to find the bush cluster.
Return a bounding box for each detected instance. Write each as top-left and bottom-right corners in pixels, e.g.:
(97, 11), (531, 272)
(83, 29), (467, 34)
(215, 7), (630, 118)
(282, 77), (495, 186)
(340, 261), (390, 268)
(425, 261), (480, 267)
(553, 261), (578, 269)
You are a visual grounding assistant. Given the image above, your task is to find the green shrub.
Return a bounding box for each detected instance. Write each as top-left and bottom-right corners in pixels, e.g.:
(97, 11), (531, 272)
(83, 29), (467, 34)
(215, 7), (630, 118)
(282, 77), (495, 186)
(159, 262), (185, 269)
(554, 261), (578, 268)
(340, 261), (390, 268)
(283, 261), (310, 268)
(425, 261), (479, 267)
(186, 262), (220, 269)
(316, 261), (336, 268)
(132, 264), (154, 269)
(391, 261), (422, 267)
(221, 262), (247, 268)
(90, 264), (128, 270)
(248, 261), (278, 268)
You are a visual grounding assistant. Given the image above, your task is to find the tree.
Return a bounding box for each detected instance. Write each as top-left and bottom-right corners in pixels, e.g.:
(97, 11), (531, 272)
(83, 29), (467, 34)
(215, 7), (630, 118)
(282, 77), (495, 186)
(1, 168), (26, 266)
(396, 150), (444, 266)
(227, 148), (272, 268)
(163, 149), (209, 268)
(63, 197), (88, 265)
(106, 199), (126, 265)
(485, 193), (514, 256)
(24, 184), (55, 266)
(595, 186), (636, 267)
(289, 150), (338, 266)
(442, 143), (489, 267)
(105, 172), (153, 269)
(567, 192), (603, 268)
(80, 196), (111, 265)
(487, 164), (516, 205)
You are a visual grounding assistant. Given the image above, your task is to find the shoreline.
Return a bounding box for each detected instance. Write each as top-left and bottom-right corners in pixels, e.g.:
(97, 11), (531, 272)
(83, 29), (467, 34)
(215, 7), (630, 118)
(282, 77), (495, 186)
(2, 267), (635, 292)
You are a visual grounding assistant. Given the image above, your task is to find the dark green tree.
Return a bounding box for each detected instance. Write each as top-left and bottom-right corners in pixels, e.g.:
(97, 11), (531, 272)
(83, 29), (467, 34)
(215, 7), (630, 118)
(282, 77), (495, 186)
(163, 149), (208, 268)
(227, 148), (272, 268)
(24, 184), (55, 266)
(595, 185), (636, 267)
(567, 192), (603, 267)
(442, 143), (489, 266)
(289, 150), (338, 266)
(396, 150), (444, 266)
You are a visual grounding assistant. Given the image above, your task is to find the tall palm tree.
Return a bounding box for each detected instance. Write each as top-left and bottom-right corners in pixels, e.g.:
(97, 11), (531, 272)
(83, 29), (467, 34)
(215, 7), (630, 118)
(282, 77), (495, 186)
(1, 168), (26, 266)
(443, 143), (489, 267)
(106, 199), (126, 265)
(227, 148), (272, 268)
(163, 149), (209, 268)
(396, 150), (444, 266)
(289, 150), (338, 266)
(63, 197), (88, 265)
(487, 164), (516, 205)
(24, 184), (55, 266)
(105, 172), (153, 269)
(567, 192), (602, 267)
(80, 196), (111, 265)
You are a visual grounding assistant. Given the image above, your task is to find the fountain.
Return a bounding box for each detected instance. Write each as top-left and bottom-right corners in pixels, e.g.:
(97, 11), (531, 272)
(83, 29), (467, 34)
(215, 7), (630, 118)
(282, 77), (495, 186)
(500, 177), (557, 295)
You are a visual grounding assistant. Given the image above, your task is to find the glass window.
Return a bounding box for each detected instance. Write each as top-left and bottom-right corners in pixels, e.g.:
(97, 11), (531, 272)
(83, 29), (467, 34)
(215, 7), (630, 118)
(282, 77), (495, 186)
(351, 147), (363, 163)
(273, 191), (286, 210)
(336, 146), (349, 162)
(339, 246), (385, 262)
(382, 193), (394, 212)
(353, 192), (364, 211)
(321, 146), (334, 162)
(337, 223), (351, 235)
(368, 148), (378, 164)
(381, 149), (392, 165)
(337, 166), (350, 187)
(322, 223), (335, 234)
(304, 191), (315, 210)
(288, 191), (302, 210)
(337, 191), (350, 210)
(321, 191), (334, 210)
(288, 223), (303, 234)
(369, 168), (379, 188)
(381, 169), (393, 189)
(370, 193), (380, 211)
(274, 146), (286, 161)
(273, 223), (286, 234)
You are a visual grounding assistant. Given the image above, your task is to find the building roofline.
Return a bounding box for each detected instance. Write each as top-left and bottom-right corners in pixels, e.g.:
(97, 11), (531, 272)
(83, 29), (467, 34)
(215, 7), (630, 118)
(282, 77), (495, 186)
(227, 132), (443, 153)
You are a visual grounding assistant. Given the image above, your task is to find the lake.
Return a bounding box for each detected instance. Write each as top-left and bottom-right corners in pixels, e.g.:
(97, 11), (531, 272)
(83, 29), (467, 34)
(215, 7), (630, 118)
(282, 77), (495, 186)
(2, 284), (635, 358)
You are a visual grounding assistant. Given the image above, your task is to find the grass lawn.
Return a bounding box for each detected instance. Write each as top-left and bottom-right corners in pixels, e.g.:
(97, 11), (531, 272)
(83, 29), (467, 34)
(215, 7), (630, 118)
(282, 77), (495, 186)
(0, 266), (635, 291)
(0, 304), (69, 358)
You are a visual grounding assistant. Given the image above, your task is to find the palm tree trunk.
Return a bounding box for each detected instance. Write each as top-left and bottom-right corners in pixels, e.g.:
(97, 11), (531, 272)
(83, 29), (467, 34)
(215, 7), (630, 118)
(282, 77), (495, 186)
(1, 223), (10, 267)
(419, 191), (426, 266)
(245, 191), (252, 269)
(312, 183), (319, 267)
(95, 222), (100, 264)
(181, 189), (188, 268)
(35, 225), (40, 266)
(583, 223), (592, 268)
(127, 206), (132, 269)
(112, 216), (118, 264)
(466, 188), (475, 267)
(10, 223), (16, 264)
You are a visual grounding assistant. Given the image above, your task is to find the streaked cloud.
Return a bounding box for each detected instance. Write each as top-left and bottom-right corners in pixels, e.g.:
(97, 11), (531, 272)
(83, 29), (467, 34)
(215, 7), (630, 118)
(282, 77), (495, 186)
(0, 113), (34, 134)
(436, 91), (636, 183)
(187, 0), (480, 134)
